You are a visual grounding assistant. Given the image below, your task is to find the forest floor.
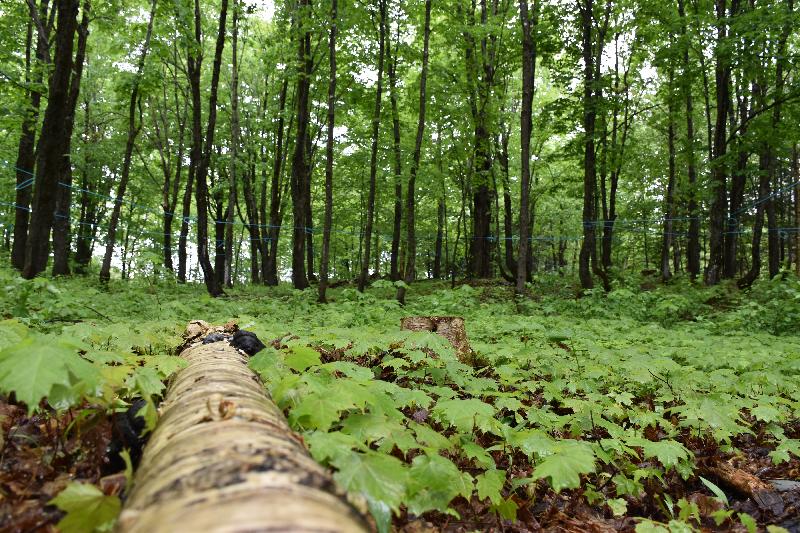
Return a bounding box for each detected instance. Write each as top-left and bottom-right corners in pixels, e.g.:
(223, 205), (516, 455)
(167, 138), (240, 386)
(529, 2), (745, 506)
(0, 266), (799, 532)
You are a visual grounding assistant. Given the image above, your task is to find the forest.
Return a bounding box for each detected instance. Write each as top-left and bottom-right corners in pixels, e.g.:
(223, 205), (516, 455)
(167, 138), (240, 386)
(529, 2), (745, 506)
(0, 0), (799, 531)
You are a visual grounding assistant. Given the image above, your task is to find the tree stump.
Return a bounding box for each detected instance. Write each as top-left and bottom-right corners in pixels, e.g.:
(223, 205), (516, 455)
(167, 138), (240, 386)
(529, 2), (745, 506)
(400, 316), (472, 362)
(116, 322), (370, 533)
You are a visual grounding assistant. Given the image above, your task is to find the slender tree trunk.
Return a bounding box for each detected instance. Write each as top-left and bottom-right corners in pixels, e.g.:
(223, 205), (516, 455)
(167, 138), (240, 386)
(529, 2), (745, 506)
(388, 28), (403, 281)
(12, 7), (46, 271)
(397, 0), (431, 304)
(662, 70), (677, 282)
(358, 0), (387, 292)
(290, 0), (312, 290)
(795, 145), (800, 277)
(318, 0), (337, 303)
(765, 0), (791, 279)
(577, 0), (596, 291)
(99, 0), (155, 283)
(517, 0), (537, 293)
(188, 0), (228, 296)
(225, 0), (241, 289)
(264, 78), (290, 285)
(739, 154), (770, 288)
(705, 0), (731, 285)
(178, 167), (194, 282)
(22, 0), (79, 279)
(679, 0), (700, 280)
(52, 0), (89, 276)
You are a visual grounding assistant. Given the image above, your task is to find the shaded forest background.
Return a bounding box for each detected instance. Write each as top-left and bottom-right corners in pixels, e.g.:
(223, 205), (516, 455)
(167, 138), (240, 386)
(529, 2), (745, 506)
(1, 0), (799, 300)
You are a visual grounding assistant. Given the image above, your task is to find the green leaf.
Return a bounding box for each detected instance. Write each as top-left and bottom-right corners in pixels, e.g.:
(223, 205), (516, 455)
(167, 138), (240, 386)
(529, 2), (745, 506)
(285, 345), (321, 372)
(739, 512), (757, 533)
(531, 440), (595, 492)
(769, 439), (800, 464)
(332, 452), (408, 513)
(367, 497), (392, 533)
(629, 438), (692, 470)
(127, 366), (164, 399)
(491, 498), (518, 520)
(607, 498), (628, 517)
(0, 339), (84, 413)
(634, 520), (670, 533)
(0, 320), (28, 350)
(292, 389), (355, 431)
(475, 469), (505, 505)
(432, 398), (496, 433)
(406, 454), (472, 515)
(307, 431), (364, 463)
(50, 482), (121, 533)
(699, 476), (729, 507)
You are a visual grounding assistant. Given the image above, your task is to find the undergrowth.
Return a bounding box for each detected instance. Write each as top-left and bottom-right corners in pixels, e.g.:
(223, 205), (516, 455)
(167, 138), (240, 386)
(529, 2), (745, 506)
(0, 264), (798, 532)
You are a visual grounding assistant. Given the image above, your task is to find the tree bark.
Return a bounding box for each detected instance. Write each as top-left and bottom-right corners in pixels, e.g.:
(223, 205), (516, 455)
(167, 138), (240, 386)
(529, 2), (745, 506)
(99, 0), (155, 283)
(263, 78), (290, 286)
(51, 0), (89, 276)
(116, 323), (369, 533)
(662, 69), (677, 282)
(290, 0), (312, 290)
(388, 25), (403, 282)
(705, 0), (732, 285)
(517, 0), (537, 293)
(397, 0), (431, 304)
(12, 4), (46, 271)
(188, 0), (227, 296)
(22, 0), (79, 279)
(226, 0), (241, 288)
(678, 0), (700, 280)
(319, 0), (337, 303)
(358, 0), (387, 292)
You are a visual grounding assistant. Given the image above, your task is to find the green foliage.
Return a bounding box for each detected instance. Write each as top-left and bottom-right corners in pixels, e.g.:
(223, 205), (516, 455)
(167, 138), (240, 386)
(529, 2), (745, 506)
(50, 482), (121, 533)
(1, 267), (798, 528)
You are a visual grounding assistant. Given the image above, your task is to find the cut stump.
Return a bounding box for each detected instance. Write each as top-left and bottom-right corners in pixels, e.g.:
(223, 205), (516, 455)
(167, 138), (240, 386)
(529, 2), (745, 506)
(116, 322), (370, 533)
(400, 316), (472, 362)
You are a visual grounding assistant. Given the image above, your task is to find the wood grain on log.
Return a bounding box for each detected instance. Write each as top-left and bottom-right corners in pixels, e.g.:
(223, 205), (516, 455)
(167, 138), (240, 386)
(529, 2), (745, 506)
(116, 323), (370, 533)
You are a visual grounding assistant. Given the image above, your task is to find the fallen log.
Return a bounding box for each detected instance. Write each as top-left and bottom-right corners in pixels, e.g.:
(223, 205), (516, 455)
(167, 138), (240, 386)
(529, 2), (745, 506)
(116, 322), (370, 533)
(703, 461), (784, 516)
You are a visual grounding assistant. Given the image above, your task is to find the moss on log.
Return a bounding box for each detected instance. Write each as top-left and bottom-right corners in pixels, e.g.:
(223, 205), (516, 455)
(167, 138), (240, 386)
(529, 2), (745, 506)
(116, 323), (370, 533)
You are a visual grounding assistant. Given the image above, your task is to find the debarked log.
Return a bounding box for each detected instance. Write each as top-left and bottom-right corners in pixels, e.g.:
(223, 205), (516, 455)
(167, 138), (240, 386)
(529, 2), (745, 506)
(116, 323), (370, 533)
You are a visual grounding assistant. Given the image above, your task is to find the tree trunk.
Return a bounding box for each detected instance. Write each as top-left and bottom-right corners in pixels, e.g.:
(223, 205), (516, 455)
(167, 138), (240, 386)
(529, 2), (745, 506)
(22, 0), (79, 279)
(226, 0), (241, 289)
(116, 322), (369, 533)
(517, 0), (537, 293)
(99, 0), (155, 283)
(396, 0), (431, 304)
(795, 146), (800, 277)
(738, 155), (770, 289)
(358, 0), (387, 292)
(705, 0), (731, 286)
(177, 167), (194, 282)
(388, 27), (403, 282)
(318, 0), (337, 303)
(12, 6), (46, 271)
(263, 78), (290, 286)
(290, 1), (312, 290)
(188, 0), (227, 297)
(679, 0), (700, 280)
(51, 0), (89, 276)
(434, 198), (444, 279)
(662, 70), (677, 282)
(577, 0), (596, 291)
